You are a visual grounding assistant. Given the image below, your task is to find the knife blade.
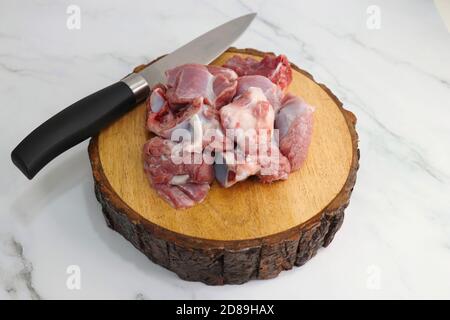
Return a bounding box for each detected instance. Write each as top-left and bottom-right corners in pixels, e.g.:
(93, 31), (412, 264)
(140, 13), (257, 87)
(11, 13), (256, 180)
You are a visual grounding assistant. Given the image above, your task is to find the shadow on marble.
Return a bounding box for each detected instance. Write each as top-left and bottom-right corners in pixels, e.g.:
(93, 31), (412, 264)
(9, 147), (89, 224)
(81, 171), (185, 287)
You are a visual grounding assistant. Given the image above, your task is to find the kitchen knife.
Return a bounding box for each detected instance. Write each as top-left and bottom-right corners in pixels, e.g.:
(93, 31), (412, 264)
(11, 13), (256, 180)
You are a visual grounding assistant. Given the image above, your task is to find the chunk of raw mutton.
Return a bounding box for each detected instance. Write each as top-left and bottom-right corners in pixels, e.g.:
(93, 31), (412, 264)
(236, 75), (283, 112)
(143, 136), (214, 185)
(257, 139), (291, 183)
(275, 93), (314, 171)
(147, 87), (224, 150)
(192, 103), (226, 151)
(143, 136), (214, 209)
(165, 64), (238, 108)
(214, 141), (291, 187)
(153, 183), (211, 209)
(217, 87), (273, 187)
(214, 148), (260, 188)
(146, 87), (202, 139)
(216, 87), (289, 186)
(223, 54), (293, 90)
(220, 86), (274, 150)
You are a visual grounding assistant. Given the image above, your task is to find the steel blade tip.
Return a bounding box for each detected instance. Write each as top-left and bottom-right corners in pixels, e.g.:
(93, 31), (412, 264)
(244, 12), (257, 19)
(137, 12), (258, 87)
(238, 12), (257, 25)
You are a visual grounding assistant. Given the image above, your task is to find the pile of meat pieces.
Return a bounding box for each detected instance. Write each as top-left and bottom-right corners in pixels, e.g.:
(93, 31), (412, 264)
(143, 54), (314, 209)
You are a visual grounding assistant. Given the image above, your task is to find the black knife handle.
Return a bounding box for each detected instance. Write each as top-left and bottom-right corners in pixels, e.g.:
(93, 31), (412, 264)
(11, 81), (138, 179)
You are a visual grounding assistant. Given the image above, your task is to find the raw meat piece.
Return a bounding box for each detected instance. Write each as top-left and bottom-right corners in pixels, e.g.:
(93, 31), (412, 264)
(165, 64), (237, 108)
(153, 183), (210, 209)
(206, 65), (238, 79)
(207, 66), (239, 108)
(165, 64), (211, 104)
(214, 148), (260, 188)
(257, 140), (291, 183)
(143, 137), (214, 185)
(147, 88), (227, 155)
(143, 137), (214, 209)
(191, 104), (225, 151)
(146, 92), (202, 139)
(216, 87), (290, 187)
(236, 75), (283, 111)
(215, 141), (291, 187)
(275, 93), (314, 171)
(220, 87), (274, 149)
(224, 54), (292, 90)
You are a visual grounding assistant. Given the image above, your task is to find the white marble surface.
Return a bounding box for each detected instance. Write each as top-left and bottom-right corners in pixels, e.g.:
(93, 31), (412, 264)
(1, 0), (450, 300)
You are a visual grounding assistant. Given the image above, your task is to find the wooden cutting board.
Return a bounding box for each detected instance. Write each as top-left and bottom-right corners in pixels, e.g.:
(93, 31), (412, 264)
(88, 48), (359, 285)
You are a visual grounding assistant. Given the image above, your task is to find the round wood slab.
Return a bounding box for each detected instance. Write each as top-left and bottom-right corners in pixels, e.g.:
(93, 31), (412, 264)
(88, 48), (359, 285)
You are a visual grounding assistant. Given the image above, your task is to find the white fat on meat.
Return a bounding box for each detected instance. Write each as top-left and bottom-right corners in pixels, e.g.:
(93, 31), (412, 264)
(187, 114), (203, 152)
(149, 87), (167, 113)
(236, 75), (283, 112)
(178, 104), (223, 153)
(220, 87), (274, 137)
(169, 174), (190, 185)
